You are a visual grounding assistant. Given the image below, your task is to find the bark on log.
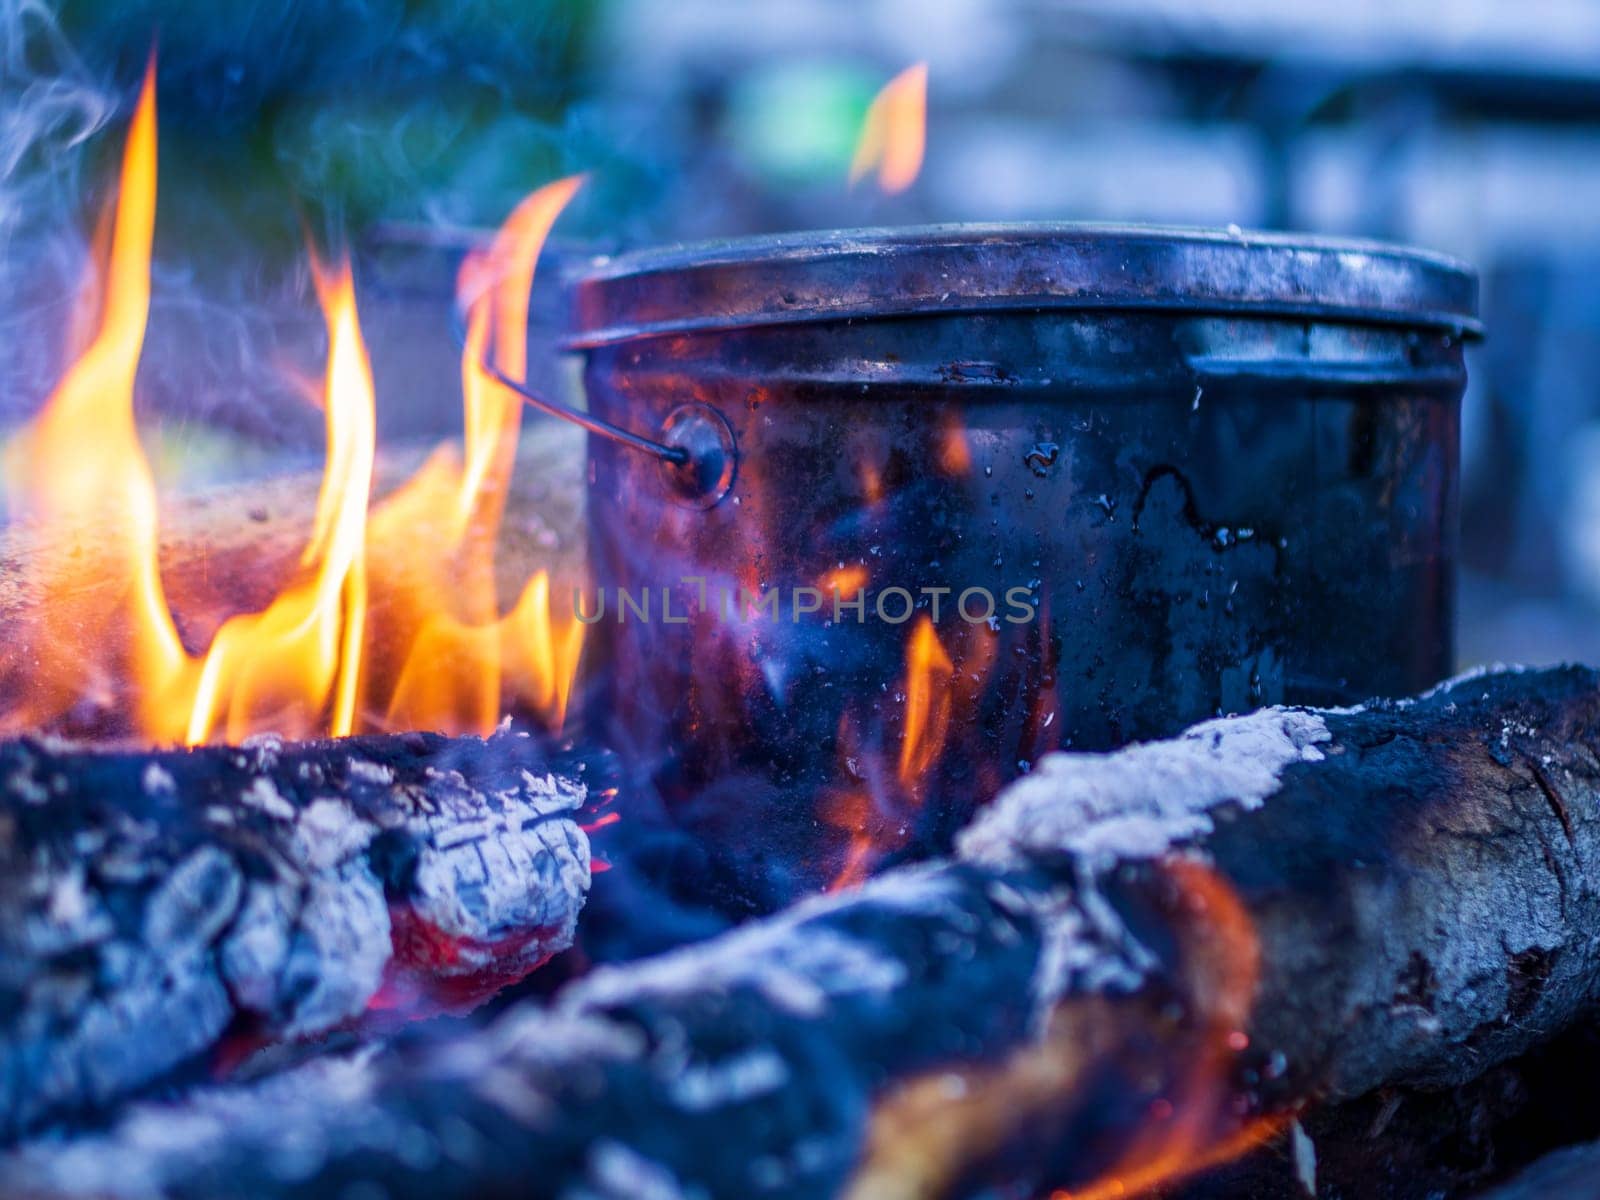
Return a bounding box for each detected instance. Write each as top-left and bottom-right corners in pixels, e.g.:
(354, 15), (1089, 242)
(0, 728), (594, 1143)
(8, 666), (1600, 1199)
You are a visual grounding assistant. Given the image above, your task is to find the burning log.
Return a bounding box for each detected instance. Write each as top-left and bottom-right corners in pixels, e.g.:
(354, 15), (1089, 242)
(0, 727), (594, 1143)
(0, 425), (586, 658)
(9, 666), (1600, 1198)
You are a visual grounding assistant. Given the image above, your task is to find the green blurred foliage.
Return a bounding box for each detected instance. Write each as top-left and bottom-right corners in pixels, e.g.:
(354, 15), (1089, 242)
(724, 61), (876, 186)
(54, 0), (600, 255)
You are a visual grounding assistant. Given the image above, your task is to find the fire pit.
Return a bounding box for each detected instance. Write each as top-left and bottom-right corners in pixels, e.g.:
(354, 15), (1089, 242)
(10, 21), (1600, 1200)
(562, 223), (1479, 897)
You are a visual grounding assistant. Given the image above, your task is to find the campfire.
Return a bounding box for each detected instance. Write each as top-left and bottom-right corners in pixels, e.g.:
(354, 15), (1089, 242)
(4, 16), (1600, 1200)
(0, 65), (585, 747)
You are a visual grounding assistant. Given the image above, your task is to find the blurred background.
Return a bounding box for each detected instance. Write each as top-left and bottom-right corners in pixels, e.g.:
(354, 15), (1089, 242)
(4, 0), (1600, 667)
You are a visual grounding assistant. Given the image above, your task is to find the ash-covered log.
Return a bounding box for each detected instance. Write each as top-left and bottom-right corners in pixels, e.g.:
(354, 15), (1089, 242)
(10, 666), (1600, 1199)
(0, 728), (594, 1143)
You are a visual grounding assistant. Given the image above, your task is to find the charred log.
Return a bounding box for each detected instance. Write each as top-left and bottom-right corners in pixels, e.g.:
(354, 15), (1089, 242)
(1478, 1138), (1600, 1199)
(1175, 1018), (1600, 1198)
(0, 728), (594, 1142)
(9, 666), (1600, 1199)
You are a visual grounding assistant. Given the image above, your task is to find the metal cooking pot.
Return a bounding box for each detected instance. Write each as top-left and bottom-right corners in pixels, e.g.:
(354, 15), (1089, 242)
(546, 224), (1479, 901)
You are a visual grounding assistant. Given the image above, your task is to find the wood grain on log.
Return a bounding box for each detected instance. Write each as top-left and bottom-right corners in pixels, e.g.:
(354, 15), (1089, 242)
(9, 667), (1600, 1199)
(0, 728), (593, 1142)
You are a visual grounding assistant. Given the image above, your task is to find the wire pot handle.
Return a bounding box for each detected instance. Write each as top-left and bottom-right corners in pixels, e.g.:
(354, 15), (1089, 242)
(450, 306), (737, 508)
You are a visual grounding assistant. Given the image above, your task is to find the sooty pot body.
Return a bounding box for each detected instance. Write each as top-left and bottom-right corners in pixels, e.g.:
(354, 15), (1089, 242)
(568, 225), (1473, 906)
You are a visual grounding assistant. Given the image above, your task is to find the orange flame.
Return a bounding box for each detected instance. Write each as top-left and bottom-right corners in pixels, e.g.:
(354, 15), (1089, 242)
(183, 261), (375, 744)
(0, 59), (188, 738)
(899, 615), (954, 787)
(849, 63), (927, 194)
(1057, 858), (1283, 1200)
(365, 175), (586, 737)
(821, 787), (878, 894)
(823, 616), (960, 891)
(502, 568), (586, 730)
(1, 67), (585, 747)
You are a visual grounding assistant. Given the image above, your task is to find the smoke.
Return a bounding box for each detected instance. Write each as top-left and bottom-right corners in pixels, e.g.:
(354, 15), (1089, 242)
(0, 0), (598, 451)
(0, 0), (112, 428)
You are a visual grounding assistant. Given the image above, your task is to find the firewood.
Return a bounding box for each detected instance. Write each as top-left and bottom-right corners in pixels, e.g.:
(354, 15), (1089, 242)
(0, 423), (588, 649)
(8, 666), (1600, 1199)
(1187, 1017), (1600, 1199)
(0, 727), (596, 1143)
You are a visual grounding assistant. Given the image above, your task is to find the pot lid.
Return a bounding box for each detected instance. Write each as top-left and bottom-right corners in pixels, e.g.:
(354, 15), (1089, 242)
(564, 222), (1481, 349)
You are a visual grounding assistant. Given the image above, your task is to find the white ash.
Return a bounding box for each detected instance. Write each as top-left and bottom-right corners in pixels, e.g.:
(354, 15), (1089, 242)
(277, 863), (391, 1037)
(564, 867), (964, 1020)
(1291, 1118), (1318, 1196)
(236, 734), (283, 774)
(43, 865), (90, 928)
(238, 776), (294, 822)
(219, 882), (295, 1016)
(1413, 661), (1533, 703)
(667, 1048), (789, 1112)
(6, 757), (49, 806)
(959, 707), (1331, 1018)
(424, 766), (471, 793)
(959, 707), (1331, 870)
(518, 768), (584, 807)
(16, 1048), (386, 1199)
(413, 817), (590, 953)
(143, 848), (242, 951)
(139, 764), (175, 796)
(986, 881), (1149, 1023)
(402, 770), (589, 961)
(218, 872), (388, 1037)
(477, 1008), (646, 1070)
(463, 1011), (643, 1126)
(571, 1140), (696, 1200)
(290, 798), (374, 870)
(346, 758), (394, 786)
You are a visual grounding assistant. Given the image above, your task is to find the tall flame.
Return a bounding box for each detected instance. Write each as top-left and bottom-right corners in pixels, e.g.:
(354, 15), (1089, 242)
(366, 175), (586, 736)
(0, 59), (187, 738)
(849, 63), (928, 194)
(183, 261), (376, 744)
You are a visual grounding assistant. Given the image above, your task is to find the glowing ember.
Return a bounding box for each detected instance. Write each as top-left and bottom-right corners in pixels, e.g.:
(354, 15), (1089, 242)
(849, 63), (928, 194)
(1060, 858), (1281, 1200)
